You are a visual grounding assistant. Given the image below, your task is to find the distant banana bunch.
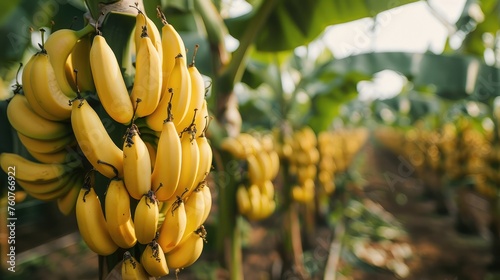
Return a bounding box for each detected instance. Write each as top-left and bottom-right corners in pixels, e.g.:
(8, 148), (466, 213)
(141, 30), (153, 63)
(1, 5), (213, 276)
(281, 126), (320, 203)
(221, 132), (280, 220)
(474, 142), (500, 198)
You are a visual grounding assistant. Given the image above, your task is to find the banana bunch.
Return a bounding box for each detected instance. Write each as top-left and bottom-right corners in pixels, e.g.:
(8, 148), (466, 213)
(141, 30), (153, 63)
(317, 131), (339, 195)
(283, 126), (320, 203)
(221, 132), (280, 220)
(1, 5), (214, 275)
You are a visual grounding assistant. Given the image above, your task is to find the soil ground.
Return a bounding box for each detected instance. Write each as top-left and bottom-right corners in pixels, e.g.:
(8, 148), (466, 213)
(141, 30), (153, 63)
(1, 135), (497, 279)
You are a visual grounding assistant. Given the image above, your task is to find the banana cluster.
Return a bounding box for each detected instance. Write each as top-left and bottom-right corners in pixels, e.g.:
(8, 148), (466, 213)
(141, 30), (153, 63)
(1, 5), (213, 276)
(282, 126), (320, 203)
(221, 133), (280, 220)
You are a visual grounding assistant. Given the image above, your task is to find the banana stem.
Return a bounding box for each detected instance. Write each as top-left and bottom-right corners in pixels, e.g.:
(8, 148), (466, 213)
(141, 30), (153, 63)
(215, 151), (243, 280)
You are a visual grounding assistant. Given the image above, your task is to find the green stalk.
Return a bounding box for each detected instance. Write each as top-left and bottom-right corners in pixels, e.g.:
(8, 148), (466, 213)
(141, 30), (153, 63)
(215, 151), (243, 280)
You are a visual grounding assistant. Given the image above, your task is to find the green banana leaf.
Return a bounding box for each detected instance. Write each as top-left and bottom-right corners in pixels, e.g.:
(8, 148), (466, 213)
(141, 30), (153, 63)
(225, 0), (419, 52)
(317, 51), (500, 101)
(459, 0), (500, 58)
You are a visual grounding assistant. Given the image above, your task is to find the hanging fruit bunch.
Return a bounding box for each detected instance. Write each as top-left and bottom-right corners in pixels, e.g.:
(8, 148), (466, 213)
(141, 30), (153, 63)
(220, 132), (280, 220)
(274, 126), (319, 203)
(0, 5), (213, 277)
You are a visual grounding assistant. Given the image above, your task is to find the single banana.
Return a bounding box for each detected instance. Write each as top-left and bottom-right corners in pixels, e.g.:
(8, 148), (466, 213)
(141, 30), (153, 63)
(21, 54), (61, 121)
(105, 178), (137, 249)
(0, 152), (74, 183)
(122, 251), (150, 280)
(246, 184), (262, 220)
(175, 45), (205, 134)
(236, 185), (251, 215)
(247, 153), (264, 185)
(268, 150), (280, 180)
(25, 177), (75, 201)
(75, 173), (118, 256)
(146, 53), (191, 132)
(169, 125), (199, 201)
(220, 137), (246, 159)
(259, 180), (275, 200)
(123, 123), (152, 200)
(70, 97), (124, 179)
(44, 25), (95, 97)
(25, 147), (73, 164)
(16, 171), (73, 194)
(70, 35), (95, 92)
(130, 26), (162, 118)
(29, 51), (74, 120)
(157, 7), (186, 96)
(151, 103), (181, 201)
(141, 239), (169, 277)
(133, 7), (162, 62)
(200, 182), (212, 224)
(157, 197), (187, 253)
(134, 190), (159, 245)
(90, 34), (134, 124)
(145, 141), (156, 171)
(193, 127), (213, 188)
(255, 150), (272, 182)
(7, 94), (72, 140)
(17, 131), (75, 154)
(181, 185), (205, 242)
(57, 172), (84, 215)
(165, 225), (206, 270)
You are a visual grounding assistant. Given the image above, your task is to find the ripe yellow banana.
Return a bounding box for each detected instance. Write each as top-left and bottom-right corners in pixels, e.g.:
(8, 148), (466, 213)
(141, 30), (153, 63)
(43, 25), (94, 97)
(90, 34), (133, 124)
(29, 51), (74, 120)
(25, 146), (75, 164)
(57, 172), (84, 215)
(141, 239), (169, 277)
(122, 251), (150, 280)
(246, 184), (262, 220)
(259, 180), (275, 200)
(157, 7), (186, 95)
(7, 94), (72, 140)
(70, 97), (124, 179)
(170, 127), (199, 201)
(147, 53), (191, 132)
(123, 124), (152, 200)
(268, 150), (280, 179)
(151, 108), (182, 201)
(200, 182), (212, 224)
(16, 171), (73, 195)
(157, 197), (187, 253)
(130, 27), (162, 118)
(17, 132), (75, 154)
(181, 186), (205, 242)
(236, 185), (251, 215)
(134, 190), (159, 244)
(75, 175), (118, 256)
(247, 153), (264, 185)
(105, 178), (137, 249)
(0, 152), (75, 183)
(194, 132), (213, 188)
(133, 8), (162, 62)
(24, 175), (76, 201)
(176, 46), (206, 134)
(255, 151), (273, 182)
(220, 137), (246, 159)
(21, 54), (61, 121)
(165, 225), (206, 269)
(70, 35), (95, 92)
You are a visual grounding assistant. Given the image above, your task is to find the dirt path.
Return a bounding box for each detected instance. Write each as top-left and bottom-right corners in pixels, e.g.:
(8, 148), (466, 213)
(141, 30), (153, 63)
(354, 138), (493, 280)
